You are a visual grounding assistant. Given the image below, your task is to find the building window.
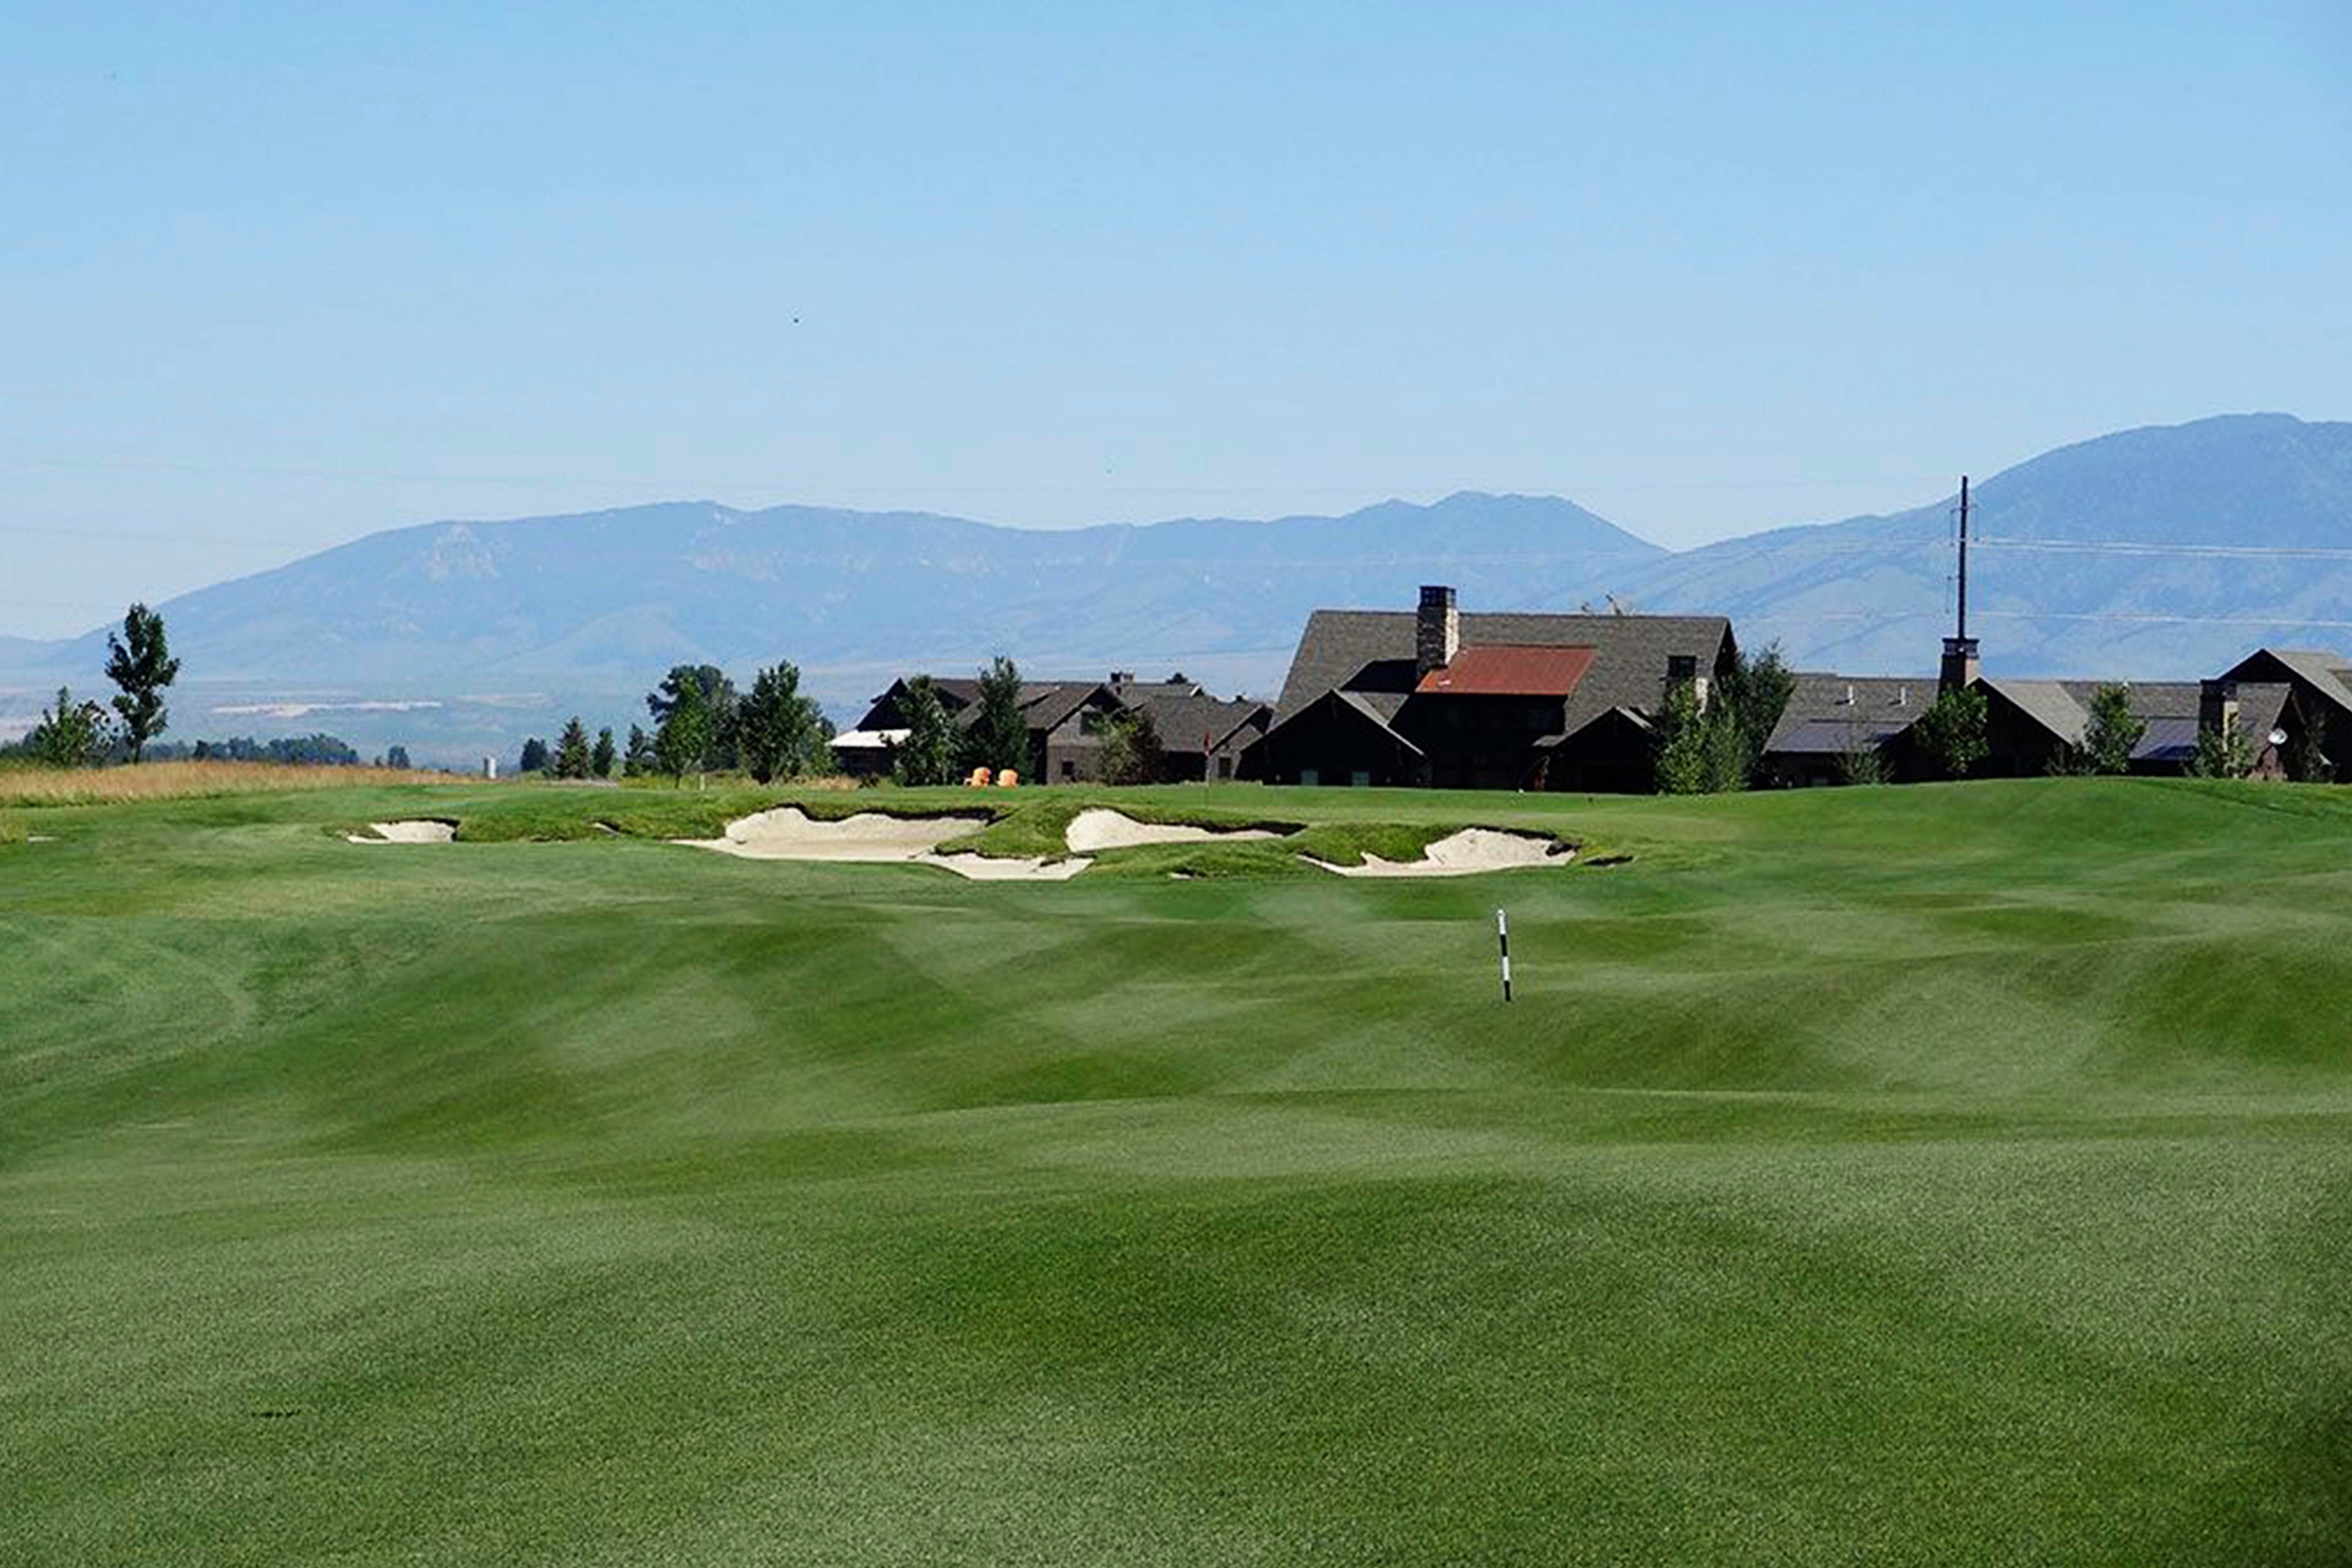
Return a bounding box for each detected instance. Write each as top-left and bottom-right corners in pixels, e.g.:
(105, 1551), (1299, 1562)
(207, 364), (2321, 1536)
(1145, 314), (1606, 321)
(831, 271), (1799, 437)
(1060, 760), (1075, 780)
(1351, 770), (1371, 788)
(1668, 654), (1698, 682)
(1299, 768), (1319, 786)
(1216, 757), (1233, 779)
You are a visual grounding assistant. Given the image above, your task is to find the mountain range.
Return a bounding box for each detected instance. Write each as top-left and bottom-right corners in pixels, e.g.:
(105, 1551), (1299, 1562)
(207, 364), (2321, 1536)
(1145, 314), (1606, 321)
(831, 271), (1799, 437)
(4, 413), (2348, 763)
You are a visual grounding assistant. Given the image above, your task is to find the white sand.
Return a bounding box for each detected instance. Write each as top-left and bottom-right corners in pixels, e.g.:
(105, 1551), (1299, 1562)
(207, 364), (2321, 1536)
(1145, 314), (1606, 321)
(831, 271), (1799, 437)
(1305, 827), (1573, 877)
(347, 820), (457, 844)
(916, 852), (1094, 881)
(682, 806), (984, 861)
(682, 806), (1089, 880)
(1064, 808), (1282, 853)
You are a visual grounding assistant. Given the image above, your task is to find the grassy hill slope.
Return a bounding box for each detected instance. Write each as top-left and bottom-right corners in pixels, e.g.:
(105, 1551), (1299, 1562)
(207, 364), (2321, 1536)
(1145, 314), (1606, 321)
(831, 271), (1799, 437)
(4, 778), (2350, 1564)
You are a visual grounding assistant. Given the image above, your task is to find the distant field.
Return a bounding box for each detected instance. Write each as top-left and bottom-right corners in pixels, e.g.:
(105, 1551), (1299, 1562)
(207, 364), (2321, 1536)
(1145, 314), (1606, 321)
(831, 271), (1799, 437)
(4, 777), (2350, 1565)
(0, 760), (454, 808)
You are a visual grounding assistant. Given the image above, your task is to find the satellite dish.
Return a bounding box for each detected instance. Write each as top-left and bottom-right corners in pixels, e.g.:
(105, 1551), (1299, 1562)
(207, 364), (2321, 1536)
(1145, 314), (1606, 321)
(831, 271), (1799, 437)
(2269, 728), (2289, 747)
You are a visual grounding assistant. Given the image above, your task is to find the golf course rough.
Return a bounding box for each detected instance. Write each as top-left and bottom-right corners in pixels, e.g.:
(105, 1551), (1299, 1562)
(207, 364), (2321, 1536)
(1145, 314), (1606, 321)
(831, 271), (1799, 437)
(7, 776), (2352, 1565)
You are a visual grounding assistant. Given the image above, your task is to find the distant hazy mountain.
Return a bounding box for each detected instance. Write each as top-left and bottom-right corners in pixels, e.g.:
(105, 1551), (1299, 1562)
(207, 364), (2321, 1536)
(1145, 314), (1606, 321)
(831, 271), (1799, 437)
(3, 414), (2347, 763)
(1617, 413), (2352, 676)
(0, 492), (1660, 759)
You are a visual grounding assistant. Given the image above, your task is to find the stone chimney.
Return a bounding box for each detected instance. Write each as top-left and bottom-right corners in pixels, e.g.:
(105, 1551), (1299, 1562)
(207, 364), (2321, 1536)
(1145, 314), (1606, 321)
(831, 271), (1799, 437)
(2200, 679), (2239, 739)
(1416, 585), (1459, 677)
(1939, 636), (1981, 695)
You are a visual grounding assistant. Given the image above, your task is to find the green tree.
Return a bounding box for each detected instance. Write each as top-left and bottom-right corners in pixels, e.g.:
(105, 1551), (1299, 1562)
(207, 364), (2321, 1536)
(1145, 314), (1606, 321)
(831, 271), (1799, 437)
(622, 724), (655, 777)
(2080, 684), (2144, 776)
(104, 603), (182, 763)
(739, 661), (825, 784)
(647, 666), (739, 770)
(554, 716), (593, 780)
(590, 727), (617, 779)
(1715, 643), (1796, 788)
(386, 744), (413, 771)
(1652, 679), (1709, 794)
(962, 655), (1028, 778)
(2286, 711), (2333, 783)
(655, 674), (713, 785)
(518, 736), (550, 775)
(1097, 706), (1164, 786)
(1914, 686), (1988, 780)
(890, 677), (958, 786)
(2189, 719), (2252, 780)
(31, 685), (108, 768)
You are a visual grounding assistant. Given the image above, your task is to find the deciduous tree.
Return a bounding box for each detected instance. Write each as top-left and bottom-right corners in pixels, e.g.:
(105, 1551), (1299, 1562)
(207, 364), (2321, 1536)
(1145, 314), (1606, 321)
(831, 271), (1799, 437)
(1914, 686), (1988, 780)
(963, 656), (1028, 778)
(104, 603), (181, 763)
(890, 677), (958, 786)
(739, 661), (826, 783)
(31, 685), (108, 768)
(2080, 684), (2144, 776)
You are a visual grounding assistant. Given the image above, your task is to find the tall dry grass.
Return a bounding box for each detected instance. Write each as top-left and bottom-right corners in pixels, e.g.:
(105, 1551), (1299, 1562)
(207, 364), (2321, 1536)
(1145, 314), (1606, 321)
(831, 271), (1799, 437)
(0, 761), (460, 808)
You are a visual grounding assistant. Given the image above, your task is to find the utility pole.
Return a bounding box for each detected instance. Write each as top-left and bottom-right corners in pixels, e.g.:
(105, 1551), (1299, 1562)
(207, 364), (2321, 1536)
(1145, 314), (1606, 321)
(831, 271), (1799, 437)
(1957, 474), (1970, 642)
(1940, 475), (1980, 695)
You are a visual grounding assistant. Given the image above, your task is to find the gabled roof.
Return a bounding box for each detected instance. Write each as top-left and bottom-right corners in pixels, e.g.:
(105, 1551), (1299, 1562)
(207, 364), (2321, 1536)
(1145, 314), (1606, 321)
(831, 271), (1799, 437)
(1276, 609), (1733, 734)
(1415, 645), (1595, 697)
(1126, 691), (1270, 753)
(2229, 649), (2352, 717)
(1981, 679), (2091, 745)
(1981, 679), (2207, 748)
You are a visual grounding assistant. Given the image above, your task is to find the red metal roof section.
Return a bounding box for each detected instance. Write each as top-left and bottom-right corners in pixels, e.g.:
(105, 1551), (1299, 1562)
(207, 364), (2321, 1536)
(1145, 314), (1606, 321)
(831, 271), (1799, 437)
(1415, 644), (1596, 696)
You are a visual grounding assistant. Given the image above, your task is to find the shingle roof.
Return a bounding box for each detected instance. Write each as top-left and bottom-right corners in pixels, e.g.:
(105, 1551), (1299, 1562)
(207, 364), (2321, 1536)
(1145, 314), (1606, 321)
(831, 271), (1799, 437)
(1276, 608), (1733, 733)
(1982, 679), (2091, 745)
(1126, 692), (1269, 753)
(1765, 673), (1934, 753)
(1772, 717), (1919, 757)
(2251, 649), (2352, 716)
(1415, 644), (1595, 696)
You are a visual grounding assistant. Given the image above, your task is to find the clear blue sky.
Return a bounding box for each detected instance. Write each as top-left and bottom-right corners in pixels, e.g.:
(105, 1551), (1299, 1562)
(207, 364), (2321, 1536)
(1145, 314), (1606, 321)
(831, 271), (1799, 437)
(5, 1), (2348, 638)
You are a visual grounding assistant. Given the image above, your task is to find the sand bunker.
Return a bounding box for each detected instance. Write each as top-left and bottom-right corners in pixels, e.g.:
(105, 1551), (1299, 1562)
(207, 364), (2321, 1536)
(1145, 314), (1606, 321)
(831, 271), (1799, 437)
(1305, 828), (1572, 877)
(1064, 808), (1282, 853)
(347, 820), (457, 844)
(682, 807), (1088, 881)
(684, 806), (984, 861)
(917, 852), (1093, 882)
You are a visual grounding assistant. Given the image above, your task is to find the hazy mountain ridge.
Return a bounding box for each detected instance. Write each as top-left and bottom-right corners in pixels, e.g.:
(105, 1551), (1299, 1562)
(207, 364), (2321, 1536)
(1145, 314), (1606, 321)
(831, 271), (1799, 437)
(4, 415), (2348, 761)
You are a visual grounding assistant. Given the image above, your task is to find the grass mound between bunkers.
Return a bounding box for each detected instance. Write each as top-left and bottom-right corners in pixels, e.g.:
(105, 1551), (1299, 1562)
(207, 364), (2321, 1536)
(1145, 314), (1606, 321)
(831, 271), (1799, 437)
(5, 776), (2352, 1564)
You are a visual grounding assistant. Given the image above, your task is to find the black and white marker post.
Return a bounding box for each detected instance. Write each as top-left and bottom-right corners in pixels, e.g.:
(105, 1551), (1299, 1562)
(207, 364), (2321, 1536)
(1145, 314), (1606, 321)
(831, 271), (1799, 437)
(1496, 908), (1512, 1003)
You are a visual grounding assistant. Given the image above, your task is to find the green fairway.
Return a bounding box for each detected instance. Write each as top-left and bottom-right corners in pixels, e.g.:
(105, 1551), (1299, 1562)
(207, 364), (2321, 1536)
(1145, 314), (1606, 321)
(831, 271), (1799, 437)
(4, 777), (2351, 1565)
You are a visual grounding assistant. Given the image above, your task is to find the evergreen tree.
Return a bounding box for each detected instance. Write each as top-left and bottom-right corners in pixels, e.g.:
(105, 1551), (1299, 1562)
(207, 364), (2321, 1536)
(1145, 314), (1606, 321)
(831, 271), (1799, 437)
(2189, 719), (2252, 780)
(1098, 706), (1164, 786)
(963, 655), (1029, 778)
(554, 716), (593, 780)
(1914, 687), (1989, 780)
(622, 724), (655, 777)
(591, 728), (617, 779)
(890, 677), (958, 786)
(104, 603), (181, 763)
(739, 661), (825, 784)
(518, 736), (550, 774)
(1719, 643), (1796, 788)
(2080, 684), (2144, 776)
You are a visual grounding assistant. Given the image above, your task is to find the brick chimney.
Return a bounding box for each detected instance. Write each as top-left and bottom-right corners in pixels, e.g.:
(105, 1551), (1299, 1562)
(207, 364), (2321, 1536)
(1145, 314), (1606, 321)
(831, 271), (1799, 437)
(1939, 636), (1980, 695)
(1416, 585), (1459, 678)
